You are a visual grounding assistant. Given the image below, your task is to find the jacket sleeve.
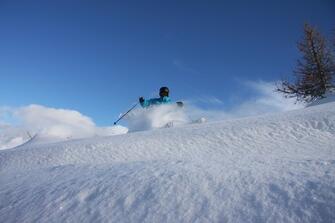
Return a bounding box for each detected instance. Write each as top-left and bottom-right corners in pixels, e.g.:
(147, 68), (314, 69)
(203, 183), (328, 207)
(140, 99), (150, 108)
(140, 97), (170, 107)
(140, 98), (156, 108)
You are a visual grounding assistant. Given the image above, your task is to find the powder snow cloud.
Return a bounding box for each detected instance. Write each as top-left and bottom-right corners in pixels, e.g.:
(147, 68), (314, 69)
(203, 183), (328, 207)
(0, 105), (127, 149)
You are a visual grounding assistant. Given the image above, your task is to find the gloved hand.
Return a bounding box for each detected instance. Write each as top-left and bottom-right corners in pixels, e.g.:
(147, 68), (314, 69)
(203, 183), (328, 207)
(139, 97), (145, 103)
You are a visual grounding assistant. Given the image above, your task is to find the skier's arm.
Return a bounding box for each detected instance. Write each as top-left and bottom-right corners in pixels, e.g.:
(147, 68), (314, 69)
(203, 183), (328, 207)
(139, 97), (153, 108)
(139, 97), (168, 107)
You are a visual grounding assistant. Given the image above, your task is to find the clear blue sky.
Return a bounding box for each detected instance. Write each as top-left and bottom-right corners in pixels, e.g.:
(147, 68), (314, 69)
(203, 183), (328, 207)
(0, 0), (334, 125)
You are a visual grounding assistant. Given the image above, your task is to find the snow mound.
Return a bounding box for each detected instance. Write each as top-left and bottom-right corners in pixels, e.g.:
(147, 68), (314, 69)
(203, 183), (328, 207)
(0, 125), (128, 150)
(0, 102), (335, 222)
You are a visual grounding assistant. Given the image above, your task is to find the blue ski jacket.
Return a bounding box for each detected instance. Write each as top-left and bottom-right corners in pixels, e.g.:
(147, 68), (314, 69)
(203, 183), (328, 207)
(140, 96), (171, 108)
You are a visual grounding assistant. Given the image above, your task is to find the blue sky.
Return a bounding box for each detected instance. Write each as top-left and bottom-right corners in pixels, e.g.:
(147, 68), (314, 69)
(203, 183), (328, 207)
(0, 0), (334, 126)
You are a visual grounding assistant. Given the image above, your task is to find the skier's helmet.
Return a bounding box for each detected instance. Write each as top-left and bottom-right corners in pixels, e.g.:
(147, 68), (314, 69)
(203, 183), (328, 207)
(159, 86), (169, 97)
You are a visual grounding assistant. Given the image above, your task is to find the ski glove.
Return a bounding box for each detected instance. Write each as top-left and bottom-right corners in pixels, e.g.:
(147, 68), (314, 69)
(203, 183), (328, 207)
(139, 97), (145, 103)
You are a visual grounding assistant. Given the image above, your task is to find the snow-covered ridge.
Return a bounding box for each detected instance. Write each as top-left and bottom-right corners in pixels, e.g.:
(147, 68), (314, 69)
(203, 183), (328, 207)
(0, 102), (334, 222)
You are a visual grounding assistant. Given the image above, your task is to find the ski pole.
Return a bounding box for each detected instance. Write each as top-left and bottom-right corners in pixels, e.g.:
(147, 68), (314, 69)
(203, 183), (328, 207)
(114, 103), (138, 125)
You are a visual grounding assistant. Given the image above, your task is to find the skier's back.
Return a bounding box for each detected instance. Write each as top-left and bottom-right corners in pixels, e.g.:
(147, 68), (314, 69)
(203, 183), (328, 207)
(139, 87), (171, 108)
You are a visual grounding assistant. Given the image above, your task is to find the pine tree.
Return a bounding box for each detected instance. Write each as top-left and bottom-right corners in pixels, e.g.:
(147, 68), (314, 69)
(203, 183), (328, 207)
(277, 24), (335, 102)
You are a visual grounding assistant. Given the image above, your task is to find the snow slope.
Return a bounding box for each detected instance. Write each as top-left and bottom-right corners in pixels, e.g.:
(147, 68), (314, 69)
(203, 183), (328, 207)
(0, 102), (335, 223)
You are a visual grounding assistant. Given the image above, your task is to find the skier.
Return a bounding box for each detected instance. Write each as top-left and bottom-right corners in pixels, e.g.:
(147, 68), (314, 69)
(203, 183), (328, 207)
(139, 87), (172, 108)
(114, 86), (182, 125)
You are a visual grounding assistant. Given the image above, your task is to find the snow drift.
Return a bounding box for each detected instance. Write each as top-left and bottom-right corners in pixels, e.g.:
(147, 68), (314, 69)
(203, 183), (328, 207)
(0, 101), (334, 222)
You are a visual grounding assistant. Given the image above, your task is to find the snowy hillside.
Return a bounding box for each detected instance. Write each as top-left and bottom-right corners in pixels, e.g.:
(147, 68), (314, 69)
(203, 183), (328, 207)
(0, 101), (335, 223)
